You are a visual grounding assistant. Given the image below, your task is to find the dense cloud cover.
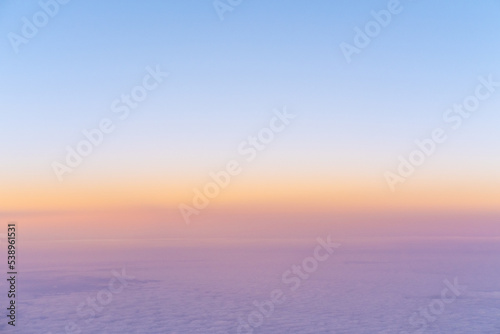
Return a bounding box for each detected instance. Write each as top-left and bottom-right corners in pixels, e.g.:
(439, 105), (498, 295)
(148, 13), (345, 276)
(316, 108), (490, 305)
(3, 238), (500, 333)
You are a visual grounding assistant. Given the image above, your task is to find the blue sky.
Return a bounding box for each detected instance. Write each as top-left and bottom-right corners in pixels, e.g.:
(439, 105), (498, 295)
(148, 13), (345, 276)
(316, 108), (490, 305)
(1, 0), (499, 202)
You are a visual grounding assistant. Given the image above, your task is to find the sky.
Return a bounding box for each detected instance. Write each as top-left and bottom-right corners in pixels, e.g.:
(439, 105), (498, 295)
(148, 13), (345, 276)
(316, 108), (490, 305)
(1, 0), (500, 238)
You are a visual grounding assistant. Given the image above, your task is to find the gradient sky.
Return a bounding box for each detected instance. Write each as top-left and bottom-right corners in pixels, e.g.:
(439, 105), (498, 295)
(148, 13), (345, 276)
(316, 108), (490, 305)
(1, 1), (500, 231)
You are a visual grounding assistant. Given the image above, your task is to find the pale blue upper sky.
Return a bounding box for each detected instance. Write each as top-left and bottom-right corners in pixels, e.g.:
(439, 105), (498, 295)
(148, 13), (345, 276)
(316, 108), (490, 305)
(1, 0), (499, 185)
